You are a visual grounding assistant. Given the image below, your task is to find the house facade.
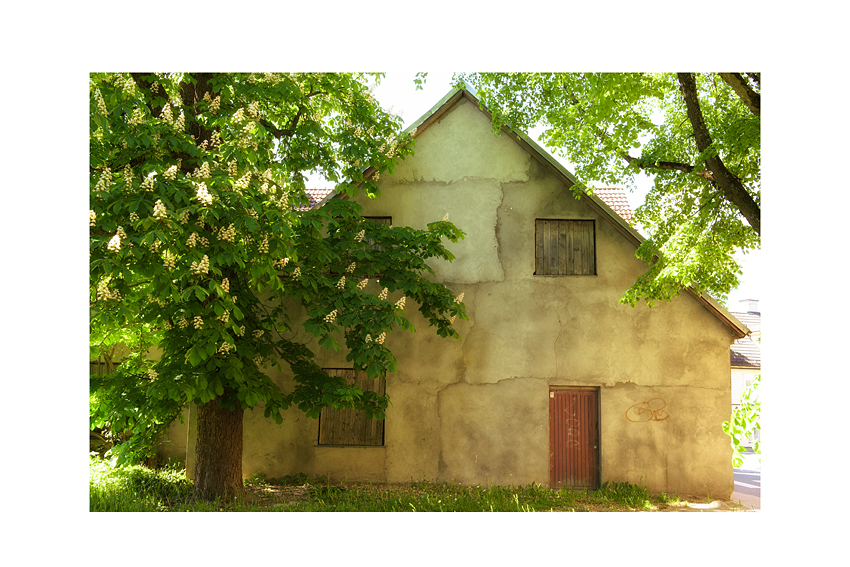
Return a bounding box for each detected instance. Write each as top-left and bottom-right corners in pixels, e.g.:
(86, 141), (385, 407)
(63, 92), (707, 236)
(730, 299), (761, 447)
(165, 88), (748, 497)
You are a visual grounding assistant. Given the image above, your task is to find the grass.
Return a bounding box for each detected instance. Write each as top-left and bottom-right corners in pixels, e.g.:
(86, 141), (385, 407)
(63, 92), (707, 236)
(90, 455), (696, 512)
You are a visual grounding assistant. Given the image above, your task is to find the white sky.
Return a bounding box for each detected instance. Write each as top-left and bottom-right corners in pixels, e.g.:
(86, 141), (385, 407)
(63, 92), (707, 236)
(351, 71), (762, 309)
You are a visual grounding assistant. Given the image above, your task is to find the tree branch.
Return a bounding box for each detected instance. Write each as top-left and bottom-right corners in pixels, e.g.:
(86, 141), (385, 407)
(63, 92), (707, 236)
(719, 73), (761, 117)
(619, 152), (715, 180)
(677, 73), (761, 234)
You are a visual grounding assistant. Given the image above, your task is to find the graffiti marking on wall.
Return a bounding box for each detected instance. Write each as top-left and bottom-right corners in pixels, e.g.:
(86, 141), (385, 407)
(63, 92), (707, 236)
(626, 398), (670, 422)
(565, 398), (580, 447)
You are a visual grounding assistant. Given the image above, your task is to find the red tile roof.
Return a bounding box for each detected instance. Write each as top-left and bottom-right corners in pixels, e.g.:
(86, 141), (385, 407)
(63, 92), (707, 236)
(296, 188), (335, 211)
(593, 187), (633, 223)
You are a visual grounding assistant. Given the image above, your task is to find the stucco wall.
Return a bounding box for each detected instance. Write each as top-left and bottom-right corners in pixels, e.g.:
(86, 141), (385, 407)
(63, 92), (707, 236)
(176, 95), (737, 497)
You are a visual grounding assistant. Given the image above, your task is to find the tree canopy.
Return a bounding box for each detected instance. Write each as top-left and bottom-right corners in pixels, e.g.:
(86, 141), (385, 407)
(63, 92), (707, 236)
(453, 72), (760, 306)
(89, 73), (467, 500)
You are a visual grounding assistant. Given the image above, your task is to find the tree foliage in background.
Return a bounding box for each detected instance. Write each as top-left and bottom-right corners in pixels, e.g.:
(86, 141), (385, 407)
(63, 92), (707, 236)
(90, 73), (467, 501)
(723, 373), (761, 467)
(454, 72), (760, 306)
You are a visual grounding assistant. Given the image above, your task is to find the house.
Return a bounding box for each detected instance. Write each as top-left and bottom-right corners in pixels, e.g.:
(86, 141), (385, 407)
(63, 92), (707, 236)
(730, 299), (761, 446)
(165, 87), (750, 497)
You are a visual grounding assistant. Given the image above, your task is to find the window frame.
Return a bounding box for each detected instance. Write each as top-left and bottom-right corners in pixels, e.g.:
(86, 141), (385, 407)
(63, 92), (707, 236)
(317, 368), (387, 447)
(534, 219), (597, 276)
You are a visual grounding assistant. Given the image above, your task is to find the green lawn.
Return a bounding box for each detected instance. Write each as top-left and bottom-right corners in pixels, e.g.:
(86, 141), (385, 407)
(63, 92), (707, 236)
(89, 455), (690, 512)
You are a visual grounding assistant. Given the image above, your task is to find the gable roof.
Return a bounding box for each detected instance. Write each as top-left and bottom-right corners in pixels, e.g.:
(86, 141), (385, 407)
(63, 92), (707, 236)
(313, 86), (750, 340)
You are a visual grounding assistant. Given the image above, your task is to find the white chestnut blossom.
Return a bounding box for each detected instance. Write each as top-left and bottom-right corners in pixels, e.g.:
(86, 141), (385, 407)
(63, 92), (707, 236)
(141, 172), (155, 192)
(164, 165), (178, 180)
(355, 229), (365, 242)
(123, 164), (134, 187)
(107, 233), (121, 252)
(193, 315), (204, 329)
(94, 88), (108, 116)
(153, 199), (167, 220)
(89, 210), (97, 227)
(375, 332), (386, 345)
(379, 287), (388, 301)
(454, 293), (464, 304)
(159, 104), (173, 123)
(395, 296), (406, 309)
(95, 168), (112, 193)
(190, 255), (210, 275)
(292, 267), (301, 278)
(336, 276), (346, 289)
(234, 172), (252, 193)
(128, 107), (146, 126)
(324, 309), (338, 323)
(357, 278), (369, 290)
(196, 183), (213, 206)
(219, 224), (236, 242)
(96, 279), (121, 302)
(221, 278), (230, 292)
(346, 262), (356, 273)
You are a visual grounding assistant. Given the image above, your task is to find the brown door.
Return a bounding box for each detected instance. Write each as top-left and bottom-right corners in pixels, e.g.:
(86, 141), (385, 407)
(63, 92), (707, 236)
(550, 388), (599, 489)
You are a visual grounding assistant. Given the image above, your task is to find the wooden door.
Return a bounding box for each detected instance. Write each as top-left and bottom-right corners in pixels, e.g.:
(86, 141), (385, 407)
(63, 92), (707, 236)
(550, 388), (599, 489)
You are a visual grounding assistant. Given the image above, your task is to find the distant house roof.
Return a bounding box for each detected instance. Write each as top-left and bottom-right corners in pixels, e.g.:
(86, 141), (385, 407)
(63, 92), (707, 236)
(593, 187), (633, 224)
(730, 311), (761, 368)
(731, 336), (760, 368)
(296, 188), (335, 211)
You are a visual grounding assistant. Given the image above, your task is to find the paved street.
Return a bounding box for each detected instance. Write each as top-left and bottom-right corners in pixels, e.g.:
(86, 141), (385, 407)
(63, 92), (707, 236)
(731, 451), (760, 510)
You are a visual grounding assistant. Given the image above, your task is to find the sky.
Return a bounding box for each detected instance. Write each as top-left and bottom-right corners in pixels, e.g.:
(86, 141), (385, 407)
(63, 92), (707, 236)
(348, 71), (763, 310)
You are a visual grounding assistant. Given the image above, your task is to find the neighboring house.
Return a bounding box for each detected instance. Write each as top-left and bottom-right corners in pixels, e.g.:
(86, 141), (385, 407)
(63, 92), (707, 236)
(730, 299), (761, 447)
(167, 87), (749, 497)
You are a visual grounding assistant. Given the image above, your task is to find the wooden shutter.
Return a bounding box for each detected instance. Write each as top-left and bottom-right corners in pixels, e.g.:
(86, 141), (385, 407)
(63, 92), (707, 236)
(535, 220), (596, 275)
(318, 369), (386, 446)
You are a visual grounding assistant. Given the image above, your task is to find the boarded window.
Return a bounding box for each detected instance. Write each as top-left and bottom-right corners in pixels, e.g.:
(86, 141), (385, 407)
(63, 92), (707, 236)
(535, 219), (596, 276)
(318, 369), (386, 446)
(90, 360), (116, 376)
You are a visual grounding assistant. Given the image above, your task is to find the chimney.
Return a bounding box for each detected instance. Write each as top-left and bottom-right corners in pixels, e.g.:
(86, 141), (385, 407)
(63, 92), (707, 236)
(738, 299), (759, 314)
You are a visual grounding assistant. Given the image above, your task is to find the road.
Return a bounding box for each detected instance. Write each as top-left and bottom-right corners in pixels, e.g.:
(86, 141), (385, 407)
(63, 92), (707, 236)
(731, 451), (760, 510)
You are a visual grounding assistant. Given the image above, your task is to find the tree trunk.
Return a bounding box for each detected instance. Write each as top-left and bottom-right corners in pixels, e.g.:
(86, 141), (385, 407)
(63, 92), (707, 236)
(192, 396), (244, 502)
